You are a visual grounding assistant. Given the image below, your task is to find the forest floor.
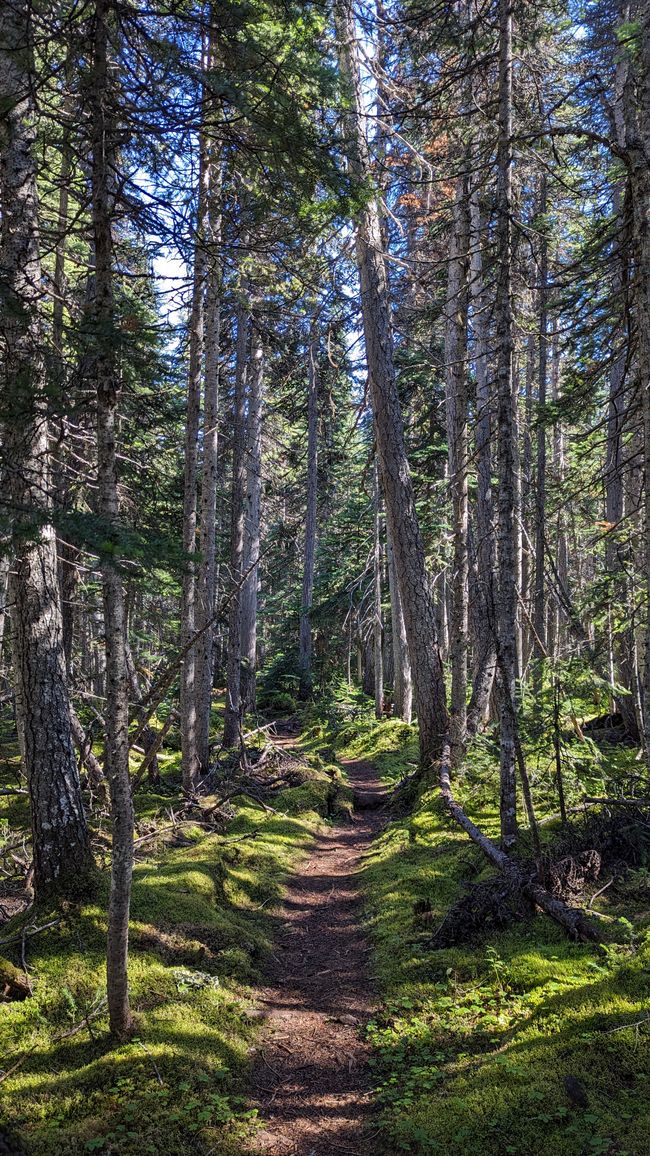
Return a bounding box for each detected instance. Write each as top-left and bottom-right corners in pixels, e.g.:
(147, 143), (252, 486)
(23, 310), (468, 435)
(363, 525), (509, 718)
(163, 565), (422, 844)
(3, 689), (650, 1156)
(247, 747), (387, 1156)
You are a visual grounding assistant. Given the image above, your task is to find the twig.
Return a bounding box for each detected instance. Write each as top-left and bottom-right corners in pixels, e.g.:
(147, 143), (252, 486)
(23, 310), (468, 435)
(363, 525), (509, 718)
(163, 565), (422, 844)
(137, 1039), (164, 1085)
(0, 918), (61, 949)
(0, 997), (108, 1084)
(587, 878), (614, 909)
(58, 997), (108, 1040)
(19, 924), (33, 996)
(584, 797), (650, 807)
(132, 823), (261, 849)
(0, 1045), (38, 1084)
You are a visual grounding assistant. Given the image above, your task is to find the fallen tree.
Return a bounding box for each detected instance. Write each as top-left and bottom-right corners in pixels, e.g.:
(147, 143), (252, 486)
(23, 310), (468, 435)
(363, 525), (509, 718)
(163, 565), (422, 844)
(439, 739), (602, 943)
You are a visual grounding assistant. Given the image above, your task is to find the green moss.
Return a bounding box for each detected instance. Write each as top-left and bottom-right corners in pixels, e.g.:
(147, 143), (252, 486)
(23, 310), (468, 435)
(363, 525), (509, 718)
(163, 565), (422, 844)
(350, 717), (650, 1156)
(0, 781), (320, 1154)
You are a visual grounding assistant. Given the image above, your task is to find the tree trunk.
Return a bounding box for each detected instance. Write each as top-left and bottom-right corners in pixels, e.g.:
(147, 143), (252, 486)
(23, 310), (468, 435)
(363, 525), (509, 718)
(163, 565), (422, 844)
(0, 553), (10, 678)
(223, 303), (249, 749)
(495, 0), (518, 848)
(240, 321), (264, 712)
(91, 0), (133, 1040)
(387, 522), (412, 722)
(444, 172), (470, 756)
(631, 6), (650, 768)
(0, 0), (92, 898)
(299, 329), (319, 697)
(195, 155), (222, 773)
(533, 175), (549, 681)
(179, 115), (207, 794)
(373, 460), (384, 719)
(466, 180), (497, 733)
(335, 0), (448, 767)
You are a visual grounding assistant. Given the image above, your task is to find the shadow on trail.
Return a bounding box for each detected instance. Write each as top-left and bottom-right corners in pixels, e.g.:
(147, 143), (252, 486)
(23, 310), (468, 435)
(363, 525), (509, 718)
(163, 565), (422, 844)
(247, 757), (389, 1155)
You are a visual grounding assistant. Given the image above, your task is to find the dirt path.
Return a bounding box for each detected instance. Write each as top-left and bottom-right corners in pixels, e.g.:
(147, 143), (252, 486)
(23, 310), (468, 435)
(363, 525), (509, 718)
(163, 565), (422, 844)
(247, 755), (387, 1156)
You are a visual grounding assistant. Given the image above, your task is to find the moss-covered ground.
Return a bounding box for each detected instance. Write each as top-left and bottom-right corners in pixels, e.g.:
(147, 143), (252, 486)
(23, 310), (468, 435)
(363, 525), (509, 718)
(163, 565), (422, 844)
(3, 674), (650, 1156)
(313, 682), (650, 1155)
(0, 703), (337, 1155)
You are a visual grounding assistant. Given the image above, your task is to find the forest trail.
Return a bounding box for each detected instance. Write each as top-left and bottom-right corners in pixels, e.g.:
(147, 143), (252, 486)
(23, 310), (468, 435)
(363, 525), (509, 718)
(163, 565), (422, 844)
(247, 745), (387, 1155)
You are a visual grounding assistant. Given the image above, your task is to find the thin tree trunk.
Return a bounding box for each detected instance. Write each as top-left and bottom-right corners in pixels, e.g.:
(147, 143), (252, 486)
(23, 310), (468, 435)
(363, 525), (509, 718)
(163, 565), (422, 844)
(373, 459), (384, 719)
(632, 7), (650, 767)
(299, 329), (319, 697)
(495, 0), (518, 848)
(467, 181), (497, 733)
(0, 0), (92, 898)
(240, 321), (264, 712)
(179, 114), (207, 793)
(336, 0), (448, 767)
(387, 522), (412, 722)
(91, 0), (133, 1040)
(195, 154), (222, 772)
(0, 554), (10, 676)
(533, 175), (549, 678)
(445, 172), (470, 756)
(223, 302), (249, 748)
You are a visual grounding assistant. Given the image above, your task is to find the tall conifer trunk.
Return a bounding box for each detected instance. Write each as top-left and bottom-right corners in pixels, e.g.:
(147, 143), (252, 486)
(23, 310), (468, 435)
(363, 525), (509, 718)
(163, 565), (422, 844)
(91, 0), (133, 1039)
(180, 109), (207, 793)
(496, 0), (518, 848)
(195, 151), (221, 772)
(0, 0), (92, 898)
(335, 0), (448, 767)
(223, 303), (249, 748)
(240, 321), (264, 712)
(299, 330), (319, 696)
(444, 172), (470, 756)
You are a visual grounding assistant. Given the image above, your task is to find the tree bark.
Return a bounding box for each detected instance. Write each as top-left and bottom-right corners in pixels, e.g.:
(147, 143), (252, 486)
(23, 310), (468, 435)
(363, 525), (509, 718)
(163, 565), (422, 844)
(444, 172), (471, 756)
(179, 112), (207, 794)
(90, 0), (133, 1040)
(533, 175), (549, 671)
(195, 154), (222, 772)
(495, 0), (518, 848)
(386, 521), (413, 722)
(466, 173), (497, 733)
(373, 459), (384, 719)
(0, 0), (92, 898)
(240, 320), (264, 713)
(299, 328), (319, 697)
(335, 0), (448, 767)
(630, 3), (650, 769)
(223, 302), (249, 748)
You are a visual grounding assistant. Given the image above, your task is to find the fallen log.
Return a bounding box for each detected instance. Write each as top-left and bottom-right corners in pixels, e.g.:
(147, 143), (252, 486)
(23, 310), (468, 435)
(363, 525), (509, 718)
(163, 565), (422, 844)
(439, 740), (602, 943)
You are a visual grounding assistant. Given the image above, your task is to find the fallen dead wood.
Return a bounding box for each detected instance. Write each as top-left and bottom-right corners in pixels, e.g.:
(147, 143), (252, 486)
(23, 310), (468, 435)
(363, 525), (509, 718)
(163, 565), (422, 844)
(132, 823), (261, 850)
(0, 918), (61, 950)
(584, 796), (650, 807)
(70, 708), (107, 798)
(439, 739), (602, 943)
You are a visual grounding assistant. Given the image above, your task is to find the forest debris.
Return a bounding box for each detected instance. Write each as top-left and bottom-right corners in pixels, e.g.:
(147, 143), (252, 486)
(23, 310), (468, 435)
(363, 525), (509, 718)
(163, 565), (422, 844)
(428, 876), (531, 948)
(548, 850), (602, 898)
(439, 740), (602, 943)
(0, 958), (31, 1002)
(0, 919), (61, 950)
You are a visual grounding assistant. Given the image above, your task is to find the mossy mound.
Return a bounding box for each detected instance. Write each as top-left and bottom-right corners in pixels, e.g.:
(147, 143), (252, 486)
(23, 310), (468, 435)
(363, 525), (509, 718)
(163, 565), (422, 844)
(0, 790), (319, 1155)
(343, 712), (650, 1156)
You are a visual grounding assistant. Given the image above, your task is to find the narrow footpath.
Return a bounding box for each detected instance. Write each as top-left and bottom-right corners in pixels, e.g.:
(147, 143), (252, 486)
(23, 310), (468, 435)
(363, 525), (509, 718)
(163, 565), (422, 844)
(247, 756), (388, 1155)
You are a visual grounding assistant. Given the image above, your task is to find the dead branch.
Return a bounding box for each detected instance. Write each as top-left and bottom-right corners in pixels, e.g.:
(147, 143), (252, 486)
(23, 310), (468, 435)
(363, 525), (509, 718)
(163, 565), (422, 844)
(439, 739), (602, 943)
